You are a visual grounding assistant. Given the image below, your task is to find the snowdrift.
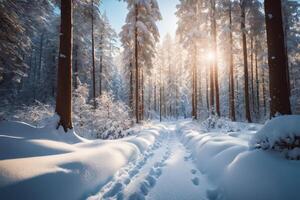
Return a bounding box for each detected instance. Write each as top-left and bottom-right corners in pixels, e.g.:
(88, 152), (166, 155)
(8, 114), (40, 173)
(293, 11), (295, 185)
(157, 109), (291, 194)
(0, 120), (160, 200)
(178, 118), (300, 200)
(250, 115), (300, 159)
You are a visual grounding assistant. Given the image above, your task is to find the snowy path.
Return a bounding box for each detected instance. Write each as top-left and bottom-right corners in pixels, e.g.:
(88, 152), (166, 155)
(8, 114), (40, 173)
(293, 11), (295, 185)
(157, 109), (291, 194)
(87, 123), (214, 200)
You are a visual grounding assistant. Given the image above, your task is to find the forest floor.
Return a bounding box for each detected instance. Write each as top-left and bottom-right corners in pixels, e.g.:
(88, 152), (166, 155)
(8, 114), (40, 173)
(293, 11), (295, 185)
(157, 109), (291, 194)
(0, 118), (300, 200)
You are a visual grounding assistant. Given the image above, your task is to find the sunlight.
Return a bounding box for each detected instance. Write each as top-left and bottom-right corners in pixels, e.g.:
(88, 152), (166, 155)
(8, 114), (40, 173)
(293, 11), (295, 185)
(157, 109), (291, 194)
(206, 50), (215, 62)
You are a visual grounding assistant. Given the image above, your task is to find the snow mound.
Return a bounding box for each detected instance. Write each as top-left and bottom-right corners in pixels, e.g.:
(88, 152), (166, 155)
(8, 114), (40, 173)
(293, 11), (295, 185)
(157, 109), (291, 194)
(250, 115), (300, 159)
(178, 120), (300, 200)
(0, 120), (161, 200)
(0, 119), (86, 144)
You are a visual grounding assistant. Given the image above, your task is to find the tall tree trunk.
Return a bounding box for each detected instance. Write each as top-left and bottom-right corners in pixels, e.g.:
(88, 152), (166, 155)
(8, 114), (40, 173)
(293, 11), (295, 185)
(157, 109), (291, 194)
(250, 37), (255, 114)
(91, 0), (96, 108)
(135, 4), (139, 123)
(154, 73), (157, 112)
(129, 63), (133, 113)
(159, 64), (162, 122)
(241, 1), (252, 122)
(194, 45), (198, 119)
(206, 69), (210, 111)
(38, 32), (44, 86)
(211, 0), (220, 116)
(51, 49), (56, 98)
(55, 0), (73, 132)
(33, 50), (37, 101)
(264, 0), (291, 117)
(191, 47), (196, 119)
(99, 34), (103, 96)
(168, 58), (172, 117)
(73, 44), (79, 89)
(255, 41), (260, 115)
(229, 2), (236, 121)
(141, 67), (144, 120)
(210, 61), (215, 114)
(262, 67), (267, 116)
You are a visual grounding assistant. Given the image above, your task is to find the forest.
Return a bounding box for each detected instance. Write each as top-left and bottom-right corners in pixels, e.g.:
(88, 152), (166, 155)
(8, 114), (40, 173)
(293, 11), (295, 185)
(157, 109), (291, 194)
(0, 0), (299, 200)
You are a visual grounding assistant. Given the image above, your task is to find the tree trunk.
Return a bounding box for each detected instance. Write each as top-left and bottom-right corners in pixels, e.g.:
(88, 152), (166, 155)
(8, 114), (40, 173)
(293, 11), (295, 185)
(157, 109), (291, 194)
(255, 41), (260, 114)
(229, 2), (236, 121)
(264, 0), (291, 117)
(51, 49), (57, 98)
(241, 1), (252, 122)
(211, 0), (220, 116)
(210, 61), (215, 114)
(206, 69), (210, 111)
(159, 66), (162, 122)
(192, 46), (197, 119)
(33, 50), (37, 101)
(38, 32), (44, 86)
(141, 67), (144, 120)
(135, 4), (139, 123)
(99, 33), (103, 96)
(55, 0), (73, 132)
(129, 63), (133, 112)
(154, 73), (157, 112)
(262, 67), (267, 116)
(250, 37), (255, 114)
(73, 44), (79, 89)
(194, 45), (198, 119)
(91, 0), (96, 108)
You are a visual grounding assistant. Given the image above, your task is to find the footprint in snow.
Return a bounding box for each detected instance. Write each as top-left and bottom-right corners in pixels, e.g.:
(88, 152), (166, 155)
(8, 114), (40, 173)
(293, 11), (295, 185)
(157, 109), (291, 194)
(128, 192), (145, 200)
(103, 182), (123, 198)
(191, 177), (200, 186)
(184, 155), (191, 161)
(191, 169), (197, 174)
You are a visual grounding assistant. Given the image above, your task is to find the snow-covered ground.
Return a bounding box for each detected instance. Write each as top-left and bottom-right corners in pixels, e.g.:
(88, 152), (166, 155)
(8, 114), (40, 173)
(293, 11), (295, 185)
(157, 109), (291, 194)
(0, 117), (300, 200)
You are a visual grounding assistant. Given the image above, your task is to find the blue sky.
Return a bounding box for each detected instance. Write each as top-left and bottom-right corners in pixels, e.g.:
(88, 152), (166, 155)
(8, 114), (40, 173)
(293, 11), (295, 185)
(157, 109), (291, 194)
(100, 0), (179, 42)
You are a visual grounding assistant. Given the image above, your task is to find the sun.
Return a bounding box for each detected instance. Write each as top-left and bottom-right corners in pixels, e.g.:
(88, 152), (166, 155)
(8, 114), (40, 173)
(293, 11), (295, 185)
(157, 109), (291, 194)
(206, 51), (215, 62)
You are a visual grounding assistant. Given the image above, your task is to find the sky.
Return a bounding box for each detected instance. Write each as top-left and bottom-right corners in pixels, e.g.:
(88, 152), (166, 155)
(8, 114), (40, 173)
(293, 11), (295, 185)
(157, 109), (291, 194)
(100, 0), (179, 44)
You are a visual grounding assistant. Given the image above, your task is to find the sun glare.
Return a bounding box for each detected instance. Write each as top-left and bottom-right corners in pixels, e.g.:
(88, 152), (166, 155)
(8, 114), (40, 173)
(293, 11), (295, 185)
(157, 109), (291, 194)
(206, 51), (215, 62)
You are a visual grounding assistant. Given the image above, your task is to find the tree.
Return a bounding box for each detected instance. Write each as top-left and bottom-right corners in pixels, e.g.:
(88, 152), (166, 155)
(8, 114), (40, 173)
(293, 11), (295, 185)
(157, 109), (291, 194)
(120, 0), (161, 123)
(55, 0), (73, 131)
(264, 0), (291, 117)
(228, 0), (236, 121)
(176, 0), (202, 119)
(91, 0), (96, 108)
(211, 0), (220, 117)
(240, 0), (252, 122)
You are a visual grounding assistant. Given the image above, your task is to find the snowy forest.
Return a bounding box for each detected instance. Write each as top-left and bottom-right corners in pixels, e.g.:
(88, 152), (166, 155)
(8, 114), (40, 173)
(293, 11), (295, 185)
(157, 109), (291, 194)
(0, 0), (300, 200)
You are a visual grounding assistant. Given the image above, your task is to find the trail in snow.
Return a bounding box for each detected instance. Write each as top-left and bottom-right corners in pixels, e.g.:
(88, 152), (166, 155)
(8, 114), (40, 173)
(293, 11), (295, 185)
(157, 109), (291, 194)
(87, 122), (215, 200)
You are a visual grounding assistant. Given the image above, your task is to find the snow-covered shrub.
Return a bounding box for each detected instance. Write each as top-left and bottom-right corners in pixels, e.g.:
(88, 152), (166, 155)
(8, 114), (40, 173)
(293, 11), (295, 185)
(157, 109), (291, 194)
(72, 83), (132, 139)
(201, 115), (234, 132)
(72, 83), (94, 136)
(250, 115), (300, 159)
(93, 92), (133, 139)
(11, 101), (54, 127)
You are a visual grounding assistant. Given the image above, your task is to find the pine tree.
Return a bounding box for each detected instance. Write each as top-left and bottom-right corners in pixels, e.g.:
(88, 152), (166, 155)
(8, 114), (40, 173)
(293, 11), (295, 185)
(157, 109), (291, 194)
(120, 0), (161, 123)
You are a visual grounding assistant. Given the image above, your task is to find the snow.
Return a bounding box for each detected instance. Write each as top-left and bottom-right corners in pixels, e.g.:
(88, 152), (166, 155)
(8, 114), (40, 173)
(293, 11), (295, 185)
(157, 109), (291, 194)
(250, 115), (300, 150)
(1, 117), (300, 200)
(268, 14), (273, 19)
(179, 118), (300, 200)
(87, 122), (214, 200)
(0, 120), (160, 200)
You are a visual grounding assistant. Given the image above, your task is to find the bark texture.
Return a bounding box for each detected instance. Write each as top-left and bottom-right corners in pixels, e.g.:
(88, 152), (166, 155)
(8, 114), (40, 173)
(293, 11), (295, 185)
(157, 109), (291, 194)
(264, 0), (291, 117)
(55, 0), (73, 132)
